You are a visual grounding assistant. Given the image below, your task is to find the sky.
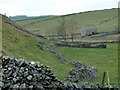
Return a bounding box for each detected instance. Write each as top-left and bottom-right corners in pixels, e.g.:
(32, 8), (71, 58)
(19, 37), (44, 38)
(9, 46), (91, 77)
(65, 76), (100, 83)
(0, 0), (119, 16)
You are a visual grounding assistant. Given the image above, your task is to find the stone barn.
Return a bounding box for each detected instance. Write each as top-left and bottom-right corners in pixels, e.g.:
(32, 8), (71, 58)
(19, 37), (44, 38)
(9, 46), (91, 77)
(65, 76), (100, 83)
(80, 26), (97, 36)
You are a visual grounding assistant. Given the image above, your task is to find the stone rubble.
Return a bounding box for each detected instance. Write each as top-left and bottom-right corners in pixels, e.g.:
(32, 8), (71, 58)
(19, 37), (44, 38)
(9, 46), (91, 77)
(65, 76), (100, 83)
(37, 41), (67, 63)
(2, 56), (63, 89)
(46, 46), (57, 54)
(55, 53), (67, 62)
(1, 56), (119, 89)
(68, 61), (98, 82)
(46, 45), (67, 62)
(0, 54), (4, 89)
(70, 61), (86, 68)
(37, 41), (45, 50)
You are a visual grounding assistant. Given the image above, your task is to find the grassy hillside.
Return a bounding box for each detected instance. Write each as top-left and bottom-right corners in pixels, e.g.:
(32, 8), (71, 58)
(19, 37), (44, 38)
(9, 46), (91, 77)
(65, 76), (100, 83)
(1, 13), (119, 85)
(0, 15), (2, 51)
(16, 16), (58, 27)
(56, 43), (118, 84)
(16, 8), (118, 36)
(1, 15), (74, 81)
(10, 15), (56, 22)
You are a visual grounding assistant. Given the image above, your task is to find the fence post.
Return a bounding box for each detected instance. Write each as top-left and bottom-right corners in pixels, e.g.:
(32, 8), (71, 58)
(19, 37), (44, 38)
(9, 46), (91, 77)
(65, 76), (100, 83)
(102, 71), (111, 89)
(102, 72), (106, 86)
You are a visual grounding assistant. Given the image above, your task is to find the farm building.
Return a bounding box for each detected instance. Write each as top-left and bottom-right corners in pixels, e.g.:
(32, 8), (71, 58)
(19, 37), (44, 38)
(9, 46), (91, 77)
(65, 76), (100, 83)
(80, 25), (97, 36)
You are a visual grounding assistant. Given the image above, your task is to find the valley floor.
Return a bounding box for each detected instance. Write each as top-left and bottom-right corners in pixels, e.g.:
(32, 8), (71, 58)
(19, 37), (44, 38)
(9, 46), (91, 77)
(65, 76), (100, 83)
(56, 43), (119, 85)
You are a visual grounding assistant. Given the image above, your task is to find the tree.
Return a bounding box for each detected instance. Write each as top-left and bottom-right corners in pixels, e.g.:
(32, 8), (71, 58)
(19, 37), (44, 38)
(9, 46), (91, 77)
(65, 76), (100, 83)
(57, 17), (78, 42)
(57, 17), (67, 41)
(65, 19), (78, 42)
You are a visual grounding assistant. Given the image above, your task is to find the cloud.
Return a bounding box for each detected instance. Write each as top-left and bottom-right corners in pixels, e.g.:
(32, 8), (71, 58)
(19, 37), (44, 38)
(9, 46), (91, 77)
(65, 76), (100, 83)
(0, 2), (23, 16)
(0, 0), (119, 16)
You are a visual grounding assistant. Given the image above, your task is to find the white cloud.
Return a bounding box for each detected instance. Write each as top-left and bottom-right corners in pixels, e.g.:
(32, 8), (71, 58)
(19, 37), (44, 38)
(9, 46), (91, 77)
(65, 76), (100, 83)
(0, 2), (23, 16)
(0, 0), (119, 16)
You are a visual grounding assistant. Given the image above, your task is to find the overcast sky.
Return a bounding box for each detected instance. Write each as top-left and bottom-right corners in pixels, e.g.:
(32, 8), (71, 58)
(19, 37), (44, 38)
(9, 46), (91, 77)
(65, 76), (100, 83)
(0, 0), (119, 16)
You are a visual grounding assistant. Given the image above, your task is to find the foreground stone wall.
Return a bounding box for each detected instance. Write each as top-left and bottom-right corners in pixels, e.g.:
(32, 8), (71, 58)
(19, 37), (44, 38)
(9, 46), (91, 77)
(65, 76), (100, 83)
(1, 56), (119, 89)
(2, 56), (63, 89)
(0, 54), (4, 89)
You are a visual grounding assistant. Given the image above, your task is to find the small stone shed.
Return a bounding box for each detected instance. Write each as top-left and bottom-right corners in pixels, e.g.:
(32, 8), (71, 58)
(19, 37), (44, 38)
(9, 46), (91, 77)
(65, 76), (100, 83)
(80, 25), (97, 36)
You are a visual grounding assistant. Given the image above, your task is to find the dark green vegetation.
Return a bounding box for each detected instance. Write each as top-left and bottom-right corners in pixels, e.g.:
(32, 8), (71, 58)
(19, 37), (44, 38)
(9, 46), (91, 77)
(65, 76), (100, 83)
(56, 43), (118, 84)
(16, 8), (118, 36)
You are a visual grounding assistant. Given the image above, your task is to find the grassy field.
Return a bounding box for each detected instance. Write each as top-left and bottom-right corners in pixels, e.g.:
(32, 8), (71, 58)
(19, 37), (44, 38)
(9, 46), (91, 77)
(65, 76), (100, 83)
(15, 16), (57, 26)
(106, 33), (120, 37)
(0, 15), (2, 51)
(56, 43), (118, 84)
(16, 8), (118, 36)
(1, 12), (119, 85)
(2, 15), (74, 81)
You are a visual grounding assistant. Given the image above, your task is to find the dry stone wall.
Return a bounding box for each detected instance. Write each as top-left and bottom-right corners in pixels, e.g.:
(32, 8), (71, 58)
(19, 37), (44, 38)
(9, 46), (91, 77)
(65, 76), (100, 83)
(67, 61), (98, 82)
(37, 42), (68, 63)
(1, 56), (119, 89)
(2, 56), (63, 89)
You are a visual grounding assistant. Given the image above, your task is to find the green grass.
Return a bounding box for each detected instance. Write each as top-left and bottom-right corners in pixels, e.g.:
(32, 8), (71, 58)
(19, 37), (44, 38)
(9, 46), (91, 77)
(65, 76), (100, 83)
(2, 15), (74, 81)
(1, 14), (119, 85)
(0, 15), (2, 51)
(16, 16), (57, 26)
(107, 34), (120, 37)
(56, 43), (118, 85)
(16, 8), (118, 36)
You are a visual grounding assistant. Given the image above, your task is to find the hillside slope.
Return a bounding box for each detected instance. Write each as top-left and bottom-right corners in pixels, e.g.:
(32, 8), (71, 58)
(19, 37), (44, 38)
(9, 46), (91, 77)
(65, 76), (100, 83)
(1, 14), (118, 85)
(16, 8), (118, 36)
(9, 15), (56, 21)
(1, 14), (74, 81)
(0, 14), (2, 51)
